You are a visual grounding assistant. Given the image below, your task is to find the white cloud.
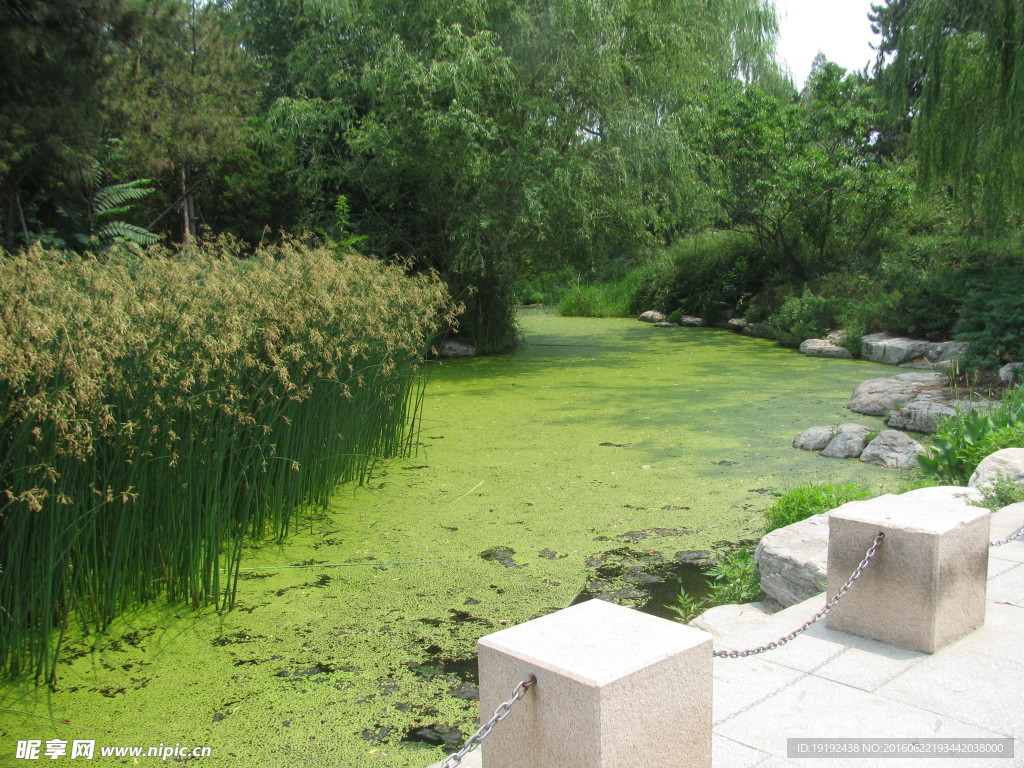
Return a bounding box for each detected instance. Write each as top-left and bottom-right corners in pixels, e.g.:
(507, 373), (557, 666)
(771, 0), (882, 89)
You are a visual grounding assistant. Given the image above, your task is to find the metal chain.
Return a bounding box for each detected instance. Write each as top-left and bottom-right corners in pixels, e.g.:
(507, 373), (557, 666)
(991, 524), (1024, 547)
(439, 675), (537, 768)
(713, 531), (885, 659)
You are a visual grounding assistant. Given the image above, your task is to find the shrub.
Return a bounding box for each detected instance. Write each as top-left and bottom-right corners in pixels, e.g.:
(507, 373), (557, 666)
(767, 290), (848, 347)
(632, 230), (767, 320)
(0, 238), (454, 682)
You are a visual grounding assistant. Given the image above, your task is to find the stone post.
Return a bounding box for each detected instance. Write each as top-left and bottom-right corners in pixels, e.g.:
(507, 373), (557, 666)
(477, 598), (712, 767)
(825, 491), (990, 653)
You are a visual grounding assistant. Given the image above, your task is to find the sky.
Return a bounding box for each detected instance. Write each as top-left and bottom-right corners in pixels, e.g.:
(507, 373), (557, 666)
(771, 0), (882, 89)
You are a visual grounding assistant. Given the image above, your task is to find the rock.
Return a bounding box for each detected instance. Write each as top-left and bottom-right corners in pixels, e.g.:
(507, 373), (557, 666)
(999, 362), (1024, 384)
(860, 429), (926, 469)
(969, 448), (1024, 490)
(799, 338), (854, 359)
(820, 424), (872, 459)
(848, 371), (947, 416)
(885, 397), (990, 434)
(638, 310), (666, 323)
(861, 333), (932, 365)
(689, 602), (771, 637)
(755, 485), (984, 607)
(742, 321), (776, 339)
(755, 514), (830, 607)
(826, 329), (848, 346)
(437, 339), (476, 358)
(793, 426), (836, 452)
(678, 315), (706, 327)
(653, 321), (679, 327)
(726, 318), (748, 332)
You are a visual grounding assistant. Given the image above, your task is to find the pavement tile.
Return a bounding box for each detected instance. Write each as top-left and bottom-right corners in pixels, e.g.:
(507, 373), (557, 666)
(945, 602), (1024, 663)
(990, 540), (1024, 565)
(714, 734), (772, 767)
(986, 561), (1024, 606)
(713, 654), (806, 724)
(715, 672), (1011, 764)
(877, 648), (1024, 740)
(749, 621), (926, 692)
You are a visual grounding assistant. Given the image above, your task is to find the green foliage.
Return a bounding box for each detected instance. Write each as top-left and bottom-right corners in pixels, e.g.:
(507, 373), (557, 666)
(974, 476), (1024, 511)
(763, 483), (872, 534)
(768, 290), (847, 347)
(0, 239), (455, 682)
(632, 230), (766, 320)
(918, 387), (1024, 485)
(670, 546), (762, 623)
(712, 63), (909, 282)
(557, 269), (643, 318)
(879, 0), (1024, 226)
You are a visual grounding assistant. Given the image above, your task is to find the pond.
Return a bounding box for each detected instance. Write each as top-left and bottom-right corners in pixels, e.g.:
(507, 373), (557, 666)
(1, 309), (900, 766)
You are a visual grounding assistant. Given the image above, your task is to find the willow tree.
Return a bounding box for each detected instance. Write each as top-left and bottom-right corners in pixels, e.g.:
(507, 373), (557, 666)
(874, 0), (1024, 226)
(246, 0), (781, 351)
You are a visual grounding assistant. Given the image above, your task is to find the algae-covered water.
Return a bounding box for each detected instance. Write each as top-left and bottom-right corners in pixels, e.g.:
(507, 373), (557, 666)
(0, 309), (901, 767)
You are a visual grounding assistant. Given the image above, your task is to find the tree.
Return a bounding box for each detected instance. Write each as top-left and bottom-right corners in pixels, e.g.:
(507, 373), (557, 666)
(0, 0), (135, 251)
(112, 0), (256, 243)
(713, 62), (908, 282)
(247, 0), (782, 351)
(873, 0), (1024, 226)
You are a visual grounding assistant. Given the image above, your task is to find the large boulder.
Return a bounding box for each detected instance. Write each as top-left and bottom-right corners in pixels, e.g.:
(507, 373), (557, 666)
(885, 396), (990, 434)
(742, 321), (776, 339)
(969, 448), (1024, 490)
(999, 362), (1024, 384)
(799, 338), (854, 359)
(793, 426), (836, 452)
(437, 339), (476, 358)
(755, 514), (830, 607)
(638, 310), (666, 323)
(820, 423), (872, 459)
(860, 429), (926, 469)
(860, 334), (932, 365)
(678, 315), (706, 327)
(755, 485), (984, 607)
(848, 371), (947, 416)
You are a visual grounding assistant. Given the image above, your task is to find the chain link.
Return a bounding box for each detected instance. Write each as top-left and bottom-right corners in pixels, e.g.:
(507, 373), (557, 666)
(713, 531), (885, 659)
(991, 524), (1024, 548)
(439, 675), (536, 768)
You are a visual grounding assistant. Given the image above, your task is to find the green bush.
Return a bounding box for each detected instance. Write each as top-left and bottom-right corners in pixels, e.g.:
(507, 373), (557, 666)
(763, 483), (872, 533)
(768, 290), (848, 347)
(632, 230), (767, 321)
(918, 386), (1024, 484)
(557, 268), (643, 317)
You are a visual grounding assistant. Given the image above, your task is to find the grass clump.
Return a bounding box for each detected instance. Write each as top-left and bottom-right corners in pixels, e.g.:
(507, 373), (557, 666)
(0, 238), (455, 683)
(762, 483), (872, 533)
(557, 268), (644, 318)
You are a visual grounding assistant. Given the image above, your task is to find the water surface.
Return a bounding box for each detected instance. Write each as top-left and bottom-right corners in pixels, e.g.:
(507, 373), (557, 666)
(0, 309), (899, 766)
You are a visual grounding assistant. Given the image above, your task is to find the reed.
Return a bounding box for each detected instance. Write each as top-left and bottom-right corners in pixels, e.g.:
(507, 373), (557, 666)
(0, 238), (455, 683)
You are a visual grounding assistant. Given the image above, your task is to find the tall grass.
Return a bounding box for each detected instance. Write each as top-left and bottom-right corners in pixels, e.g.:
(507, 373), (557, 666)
(557, 268), (644, 318)
(0, 238), (455, 683)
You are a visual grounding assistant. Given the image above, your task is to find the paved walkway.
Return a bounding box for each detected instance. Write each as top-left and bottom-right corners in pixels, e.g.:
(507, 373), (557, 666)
(431, 505), (1024, 767)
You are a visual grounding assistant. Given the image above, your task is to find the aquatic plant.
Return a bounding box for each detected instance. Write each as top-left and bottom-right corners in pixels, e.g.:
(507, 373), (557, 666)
(918, 385), (1024, 484)
(0, 238), (455, 683)
(762, 483), (871, 533)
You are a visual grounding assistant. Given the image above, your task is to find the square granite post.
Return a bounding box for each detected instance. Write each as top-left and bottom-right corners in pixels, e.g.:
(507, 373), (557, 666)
(477, 599), (712, 767)
(825, 492), (990, 653)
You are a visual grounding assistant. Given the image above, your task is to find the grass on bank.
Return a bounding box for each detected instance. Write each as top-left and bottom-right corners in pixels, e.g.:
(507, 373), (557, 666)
(0, 238), (455, 683)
